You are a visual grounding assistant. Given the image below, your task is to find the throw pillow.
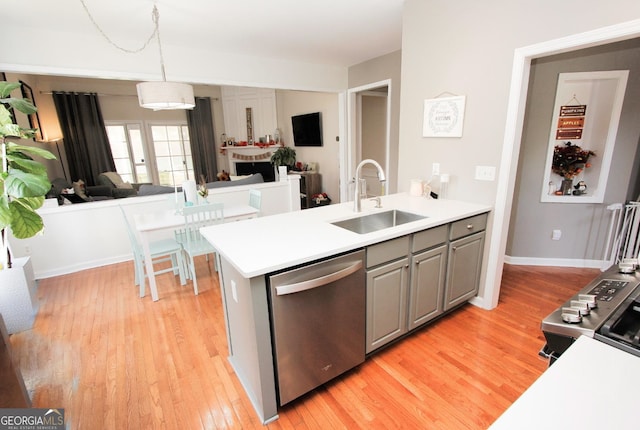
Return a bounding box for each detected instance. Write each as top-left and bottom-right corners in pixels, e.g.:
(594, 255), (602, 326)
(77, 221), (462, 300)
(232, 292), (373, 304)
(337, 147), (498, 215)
(116, 182), (134, 189)
(72, 180), (92, 202)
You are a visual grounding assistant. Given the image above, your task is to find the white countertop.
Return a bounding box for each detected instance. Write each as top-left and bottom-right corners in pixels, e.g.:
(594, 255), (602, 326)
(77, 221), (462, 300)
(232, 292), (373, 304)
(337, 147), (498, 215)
(201, 192), (491, 278)
(490, 335), (640, 429)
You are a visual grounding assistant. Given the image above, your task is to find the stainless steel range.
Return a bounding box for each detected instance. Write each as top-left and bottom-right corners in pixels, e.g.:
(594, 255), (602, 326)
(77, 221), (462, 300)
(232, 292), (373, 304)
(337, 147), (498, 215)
(540, 265), (640, 363)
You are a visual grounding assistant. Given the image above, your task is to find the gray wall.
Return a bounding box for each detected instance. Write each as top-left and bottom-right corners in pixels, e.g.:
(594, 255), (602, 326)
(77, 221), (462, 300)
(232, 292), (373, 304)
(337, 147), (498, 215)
(507, 38), (640, 261)
(349, 50), (402, 194)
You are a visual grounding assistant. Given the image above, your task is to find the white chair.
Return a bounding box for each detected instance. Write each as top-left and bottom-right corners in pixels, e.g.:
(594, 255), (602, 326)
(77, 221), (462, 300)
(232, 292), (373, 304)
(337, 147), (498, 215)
(174, 202), (224, 295)
(119, 206), (186, 297)
(249, 189), (262, 215)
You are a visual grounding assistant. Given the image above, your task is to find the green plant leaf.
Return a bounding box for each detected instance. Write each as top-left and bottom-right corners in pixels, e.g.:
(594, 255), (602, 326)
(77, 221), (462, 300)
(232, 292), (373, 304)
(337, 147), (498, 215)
(5, 97), (37, 115)
(4, 169), (51, 198)
(0, 195), (10, 231)
(7, 142), (56, 160)
(9, 198), (44, 239)
(0, 82), (21, 98)
(8, 158), (48, 176)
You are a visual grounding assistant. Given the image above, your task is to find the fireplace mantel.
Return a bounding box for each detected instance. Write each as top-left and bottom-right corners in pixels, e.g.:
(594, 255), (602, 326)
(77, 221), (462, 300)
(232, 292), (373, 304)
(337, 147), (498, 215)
(225, 145), (279, 181)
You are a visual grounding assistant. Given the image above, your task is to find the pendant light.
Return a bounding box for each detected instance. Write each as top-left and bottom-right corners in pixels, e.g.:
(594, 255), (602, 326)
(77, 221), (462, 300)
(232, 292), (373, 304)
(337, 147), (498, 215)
(136, 6), (195, 110)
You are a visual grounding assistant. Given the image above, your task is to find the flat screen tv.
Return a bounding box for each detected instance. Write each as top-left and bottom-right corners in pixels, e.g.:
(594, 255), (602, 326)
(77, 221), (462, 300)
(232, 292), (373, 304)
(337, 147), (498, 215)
(291, 112), (322, 147)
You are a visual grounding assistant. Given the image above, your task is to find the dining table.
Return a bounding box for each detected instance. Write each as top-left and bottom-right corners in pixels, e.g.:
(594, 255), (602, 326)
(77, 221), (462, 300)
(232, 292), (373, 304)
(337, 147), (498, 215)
(133, 204), (259, 301)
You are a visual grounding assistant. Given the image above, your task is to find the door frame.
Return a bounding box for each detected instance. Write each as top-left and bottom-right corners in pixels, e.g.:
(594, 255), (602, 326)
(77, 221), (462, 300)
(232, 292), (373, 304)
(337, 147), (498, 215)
(481, 19), (640, 310)
(342, 79), (392, 202)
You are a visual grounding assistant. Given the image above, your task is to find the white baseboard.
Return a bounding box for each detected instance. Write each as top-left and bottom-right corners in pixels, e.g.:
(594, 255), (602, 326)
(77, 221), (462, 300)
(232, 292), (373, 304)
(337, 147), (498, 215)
(504, 255), (607, 270)
(35, 255), (132, 279)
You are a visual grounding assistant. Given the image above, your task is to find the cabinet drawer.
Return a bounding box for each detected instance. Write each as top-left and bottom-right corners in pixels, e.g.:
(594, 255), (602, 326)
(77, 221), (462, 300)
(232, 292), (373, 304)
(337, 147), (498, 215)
(412, 225), (448, 253)
(366, 236), (410, 268)
(449, 213), (488, 241)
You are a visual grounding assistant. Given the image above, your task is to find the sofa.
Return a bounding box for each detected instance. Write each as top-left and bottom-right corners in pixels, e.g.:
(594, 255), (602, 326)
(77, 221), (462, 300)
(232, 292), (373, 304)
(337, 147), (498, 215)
(137, 173), (265, 196)
(48, 173), (266, 204)
(48, 178), (113, 204)
(96, 172), (147, 199)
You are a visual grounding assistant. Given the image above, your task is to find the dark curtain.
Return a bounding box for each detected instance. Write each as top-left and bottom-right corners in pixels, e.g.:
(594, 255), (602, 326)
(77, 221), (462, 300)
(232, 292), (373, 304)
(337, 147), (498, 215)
(187, 97), (218, 183)
(52, 92), (115, 186)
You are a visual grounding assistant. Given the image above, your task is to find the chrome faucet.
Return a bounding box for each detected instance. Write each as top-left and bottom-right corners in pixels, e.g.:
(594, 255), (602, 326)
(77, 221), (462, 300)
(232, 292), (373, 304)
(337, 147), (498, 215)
(354, 159), (386, 212)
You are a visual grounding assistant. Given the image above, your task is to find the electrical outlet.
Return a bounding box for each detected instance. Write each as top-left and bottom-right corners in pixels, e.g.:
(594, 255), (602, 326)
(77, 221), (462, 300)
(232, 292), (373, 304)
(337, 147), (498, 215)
(432, 162), (440, 176)
(24, 246), (31, 255)
(475, 166), (496, 181)
(231, 280), (238, 303)
(552, 230), (562, 240)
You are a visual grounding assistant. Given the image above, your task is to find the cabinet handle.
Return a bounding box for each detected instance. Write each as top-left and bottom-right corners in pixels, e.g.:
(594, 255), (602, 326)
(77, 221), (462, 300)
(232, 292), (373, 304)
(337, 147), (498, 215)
(466, 224), (474, 229)
(452, 246), (457, 251)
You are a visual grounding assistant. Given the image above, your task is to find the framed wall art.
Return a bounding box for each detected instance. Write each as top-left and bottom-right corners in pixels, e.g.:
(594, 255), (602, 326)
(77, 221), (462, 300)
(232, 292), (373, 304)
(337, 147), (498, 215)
(423, 95), (466, 138)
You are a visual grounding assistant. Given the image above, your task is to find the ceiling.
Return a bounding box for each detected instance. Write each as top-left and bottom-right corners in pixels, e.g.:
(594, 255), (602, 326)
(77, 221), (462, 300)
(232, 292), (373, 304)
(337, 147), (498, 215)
(12, 0), (404, 68)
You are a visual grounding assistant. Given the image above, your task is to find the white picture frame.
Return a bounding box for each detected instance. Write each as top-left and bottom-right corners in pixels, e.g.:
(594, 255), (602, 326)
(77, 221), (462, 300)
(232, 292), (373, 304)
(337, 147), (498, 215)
(423, 95), (466, 138)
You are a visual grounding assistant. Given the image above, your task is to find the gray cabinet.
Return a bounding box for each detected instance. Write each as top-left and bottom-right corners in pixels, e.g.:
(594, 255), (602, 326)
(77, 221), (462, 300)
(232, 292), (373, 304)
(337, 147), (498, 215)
(444, 214), (487, 311)
(365, 236), (409, 353)
(408, 225), (448, 330)
(365, 212), (488, 353)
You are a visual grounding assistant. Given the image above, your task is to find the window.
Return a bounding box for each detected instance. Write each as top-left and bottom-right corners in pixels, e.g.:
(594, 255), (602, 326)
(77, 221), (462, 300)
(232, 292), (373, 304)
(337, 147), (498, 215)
(105, 123), (149, 183)
(150, 124), (193, 186)
(106, 122), (193, 186)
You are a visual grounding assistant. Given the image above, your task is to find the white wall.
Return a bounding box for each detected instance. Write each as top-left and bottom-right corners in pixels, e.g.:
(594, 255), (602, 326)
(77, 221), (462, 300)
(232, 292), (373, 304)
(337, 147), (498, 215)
(10, 178), (300, 279)
(276, 90), (341, 202)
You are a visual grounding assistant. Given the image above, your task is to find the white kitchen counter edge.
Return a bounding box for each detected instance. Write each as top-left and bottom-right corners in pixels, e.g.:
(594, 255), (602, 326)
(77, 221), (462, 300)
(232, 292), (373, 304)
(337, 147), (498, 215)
(201, 192), (492, 278)
(489, 335), (640, 429)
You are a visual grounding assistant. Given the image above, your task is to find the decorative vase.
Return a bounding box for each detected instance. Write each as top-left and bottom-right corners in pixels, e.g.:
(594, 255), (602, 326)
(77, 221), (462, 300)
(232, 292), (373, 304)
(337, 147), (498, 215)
(561, 179), (573, 196)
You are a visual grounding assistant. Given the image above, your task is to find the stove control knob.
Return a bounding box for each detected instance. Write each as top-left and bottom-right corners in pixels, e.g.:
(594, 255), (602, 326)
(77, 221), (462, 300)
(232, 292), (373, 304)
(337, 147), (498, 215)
(570, 300), (590, 316)
(561, 307), (582, 323)
(578, 294), (597, 309)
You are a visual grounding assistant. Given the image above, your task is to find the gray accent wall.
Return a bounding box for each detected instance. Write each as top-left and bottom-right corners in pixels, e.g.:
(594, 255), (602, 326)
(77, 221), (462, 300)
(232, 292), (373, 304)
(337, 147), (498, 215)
(507, 38), (640, 261)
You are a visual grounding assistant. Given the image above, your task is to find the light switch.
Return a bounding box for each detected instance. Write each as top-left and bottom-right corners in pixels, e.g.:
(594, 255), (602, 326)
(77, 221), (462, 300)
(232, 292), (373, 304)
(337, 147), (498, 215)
(475, 166), (496, 181)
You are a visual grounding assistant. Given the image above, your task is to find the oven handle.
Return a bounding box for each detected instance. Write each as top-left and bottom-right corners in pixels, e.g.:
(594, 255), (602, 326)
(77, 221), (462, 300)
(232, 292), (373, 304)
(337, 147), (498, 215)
(275, 261), (363, 296)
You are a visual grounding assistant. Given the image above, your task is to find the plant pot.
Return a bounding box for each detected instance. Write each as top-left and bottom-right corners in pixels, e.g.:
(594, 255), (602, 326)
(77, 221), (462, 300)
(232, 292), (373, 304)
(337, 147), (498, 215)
(561, 179), (573, 196)
(0, 256), (38, 334)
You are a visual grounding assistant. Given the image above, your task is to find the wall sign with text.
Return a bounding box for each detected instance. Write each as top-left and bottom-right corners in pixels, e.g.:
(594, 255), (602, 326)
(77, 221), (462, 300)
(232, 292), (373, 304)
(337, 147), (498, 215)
(555, 104), (586, 140)
(422, 95), (466, 138)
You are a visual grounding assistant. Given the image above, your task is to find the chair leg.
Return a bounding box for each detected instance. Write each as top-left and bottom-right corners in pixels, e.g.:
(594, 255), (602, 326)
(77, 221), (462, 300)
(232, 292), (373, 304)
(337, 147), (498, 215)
(189, 255), (199, 295)
(176, 251), (187, 286)
(137, 258), (146, 297)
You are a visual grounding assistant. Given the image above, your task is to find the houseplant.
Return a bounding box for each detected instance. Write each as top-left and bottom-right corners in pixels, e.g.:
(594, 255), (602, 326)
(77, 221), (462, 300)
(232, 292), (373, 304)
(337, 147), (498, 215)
(0, 81), (55, 333)
(552, 141), (595, 195)
(270, 146), (296, 170)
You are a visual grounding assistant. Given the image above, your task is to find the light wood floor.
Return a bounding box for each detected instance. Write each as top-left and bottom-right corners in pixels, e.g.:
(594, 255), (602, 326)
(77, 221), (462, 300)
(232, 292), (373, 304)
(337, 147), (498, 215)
(8, 259), (600, 429)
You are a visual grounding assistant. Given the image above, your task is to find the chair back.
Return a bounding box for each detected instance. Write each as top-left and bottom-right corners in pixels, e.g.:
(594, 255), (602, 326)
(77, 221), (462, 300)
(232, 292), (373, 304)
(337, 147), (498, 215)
(177, 203), (224, 252)
(249, 189), (262, 213)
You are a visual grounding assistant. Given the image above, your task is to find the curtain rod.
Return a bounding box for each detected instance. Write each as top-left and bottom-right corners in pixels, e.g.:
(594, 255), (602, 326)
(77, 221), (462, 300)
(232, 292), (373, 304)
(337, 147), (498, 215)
(39, 90), (218, 101)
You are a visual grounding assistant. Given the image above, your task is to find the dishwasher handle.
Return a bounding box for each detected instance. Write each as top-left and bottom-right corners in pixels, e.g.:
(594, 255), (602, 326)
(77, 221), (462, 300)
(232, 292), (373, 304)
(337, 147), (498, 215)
(275, 260), (363, 296)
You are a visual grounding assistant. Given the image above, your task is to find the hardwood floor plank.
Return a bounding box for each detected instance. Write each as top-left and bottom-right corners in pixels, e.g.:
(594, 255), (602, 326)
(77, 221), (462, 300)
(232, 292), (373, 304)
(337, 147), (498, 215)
(7, 261), (600, 429)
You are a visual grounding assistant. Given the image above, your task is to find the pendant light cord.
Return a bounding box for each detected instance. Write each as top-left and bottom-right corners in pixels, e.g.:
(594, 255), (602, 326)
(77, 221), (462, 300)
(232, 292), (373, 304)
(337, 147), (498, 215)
(80, 0), (158, 54)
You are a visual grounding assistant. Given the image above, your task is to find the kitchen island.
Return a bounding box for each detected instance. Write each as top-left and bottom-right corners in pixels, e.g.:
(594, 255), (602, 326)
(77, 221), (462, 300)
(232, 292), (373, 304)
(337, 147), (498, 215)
(201, 192), (492, 423)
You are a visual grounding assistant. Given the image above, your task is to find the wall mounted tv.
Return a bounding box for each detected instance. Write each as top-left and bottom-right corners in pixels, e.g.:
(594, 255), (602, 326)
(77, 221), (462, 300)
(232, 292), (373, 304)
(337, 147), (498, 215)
(291, 112), (322, 147)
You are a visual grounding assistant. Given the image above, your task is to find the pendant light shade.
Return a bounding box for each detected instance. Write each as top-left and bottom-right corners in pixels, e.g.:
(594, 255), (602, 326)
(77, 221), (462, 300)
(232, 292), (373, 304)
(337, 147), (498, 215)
(136, 81), (195, 110)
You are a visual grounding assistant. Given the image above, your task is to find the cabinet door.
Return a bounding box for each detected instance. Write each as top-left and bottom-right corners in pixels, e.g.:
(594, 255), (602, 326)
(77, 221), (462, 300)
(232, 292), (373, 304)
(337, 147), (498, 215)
(444, 231), (485, 311)
(366, 258), (409, 353)
(408, 244), (447, 330)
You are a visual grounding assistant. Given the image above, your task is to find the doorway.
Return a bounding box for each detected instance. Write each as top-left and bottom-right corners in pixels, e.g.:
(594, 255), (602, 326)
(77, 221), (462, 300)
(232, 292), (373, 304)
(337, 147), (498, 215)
(344, 79), (393, 201)
(483, 21), (640, 310)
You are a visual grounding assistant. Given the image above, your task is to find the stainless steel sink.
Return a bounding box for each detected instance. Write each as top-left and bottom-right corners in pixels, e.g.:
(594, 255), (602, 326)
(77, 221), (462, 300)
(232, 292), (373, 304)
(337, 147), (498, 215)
(331, 210), (427, 234)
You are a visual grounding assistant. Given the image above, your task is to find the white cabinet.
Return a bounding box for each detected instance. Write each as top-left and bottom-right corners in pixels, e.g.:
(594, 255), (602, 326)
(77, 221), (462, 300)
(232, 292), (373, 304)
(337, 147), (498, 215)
(221, 86), (277, 143)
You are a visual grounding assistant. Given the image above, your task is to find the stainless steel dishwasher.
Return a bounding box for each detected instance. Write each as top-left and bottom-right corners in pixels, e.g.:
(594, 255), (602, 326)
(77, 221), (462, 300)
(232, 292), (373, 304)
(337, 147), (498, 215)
(268, 249), (366, 406)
